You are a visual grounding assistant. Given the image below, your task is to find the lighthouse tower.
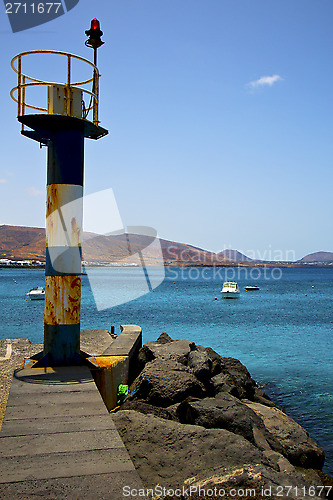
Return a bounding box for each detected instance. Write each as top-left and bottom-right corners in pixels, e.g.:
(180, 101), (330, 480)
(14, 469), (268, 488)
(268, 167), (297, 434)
(10, 20), (108, 366)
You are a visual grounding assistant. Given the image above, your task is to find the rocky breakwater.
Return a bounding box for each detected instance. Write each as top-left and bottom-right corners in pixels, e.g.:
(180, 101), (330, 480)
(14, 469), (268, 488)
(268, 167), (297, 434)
(113, 334), (332, 500)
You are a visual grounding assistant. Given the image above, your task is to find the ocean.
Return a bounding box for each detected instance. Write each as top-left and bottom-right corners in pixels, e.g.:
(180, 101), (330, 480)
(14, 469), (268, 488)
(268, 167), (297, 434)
(0, 265), (332, 475)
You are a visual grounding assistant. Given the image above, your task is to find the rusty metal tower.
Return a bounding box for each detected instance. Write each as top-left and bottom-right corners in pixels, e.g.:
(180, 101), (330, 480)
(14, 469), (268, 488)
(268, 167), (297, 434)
(10, 20), (108, 366)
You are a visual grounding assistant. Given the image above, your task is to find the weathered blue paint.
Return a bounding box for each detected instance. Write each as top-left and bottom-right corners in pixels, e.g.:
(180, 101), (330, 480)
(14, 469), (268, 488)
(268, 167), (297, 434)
(45, 247), (82, 277)
(47, 129), (84, 186)
(43, 125), (84, 365)
(43, 324), (81, 366)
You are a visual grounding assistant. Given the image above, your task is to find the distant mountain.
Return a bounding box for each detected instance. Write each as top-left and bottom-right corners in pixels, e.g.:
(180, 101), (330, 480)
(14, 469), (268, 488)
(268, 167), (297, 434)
(158, 238), (233, 266)
(82, 232), (234, 265)
(1, 225), (331, 266)
(218, 249), (252, 262)
(298, 251), (333, 264)
(0, 225), (45, 260)
(0, 225), (234, 266)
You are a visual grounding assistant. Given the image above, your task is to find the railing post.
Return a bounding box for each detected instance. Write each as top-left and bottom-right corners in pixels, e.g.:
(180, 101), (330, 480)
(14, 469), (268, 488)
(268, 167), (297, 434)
(11, 51), (99, 124)
(93, 69), (99, 125)
(21, 76), (26, 132)
(67, 55), (71, 116)
(17, 56), (21, 116)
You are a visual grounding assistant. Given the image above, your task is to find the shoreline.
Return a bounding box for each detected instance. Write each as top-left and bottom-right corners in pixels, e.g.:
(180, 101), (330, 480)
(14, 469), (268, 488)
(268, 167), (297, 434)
(1, 263), (333, 269)
(113, 333), (333, 498)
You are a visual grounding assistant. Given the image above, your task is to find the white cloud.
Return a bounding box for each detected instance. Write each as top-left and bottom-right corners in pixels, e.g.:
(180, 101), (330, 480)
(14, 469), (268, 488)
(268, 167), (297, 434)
(0, 179), (7, 184)
(247, 74), (283, 89)
(26, 186), (44, 197)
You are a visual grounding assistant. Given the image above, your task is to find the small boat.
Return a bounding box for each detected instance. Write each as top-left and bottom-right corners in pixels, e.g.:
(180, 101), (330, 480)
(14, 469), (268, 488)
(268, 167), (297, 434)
(244, 285), (260, 291)
(221, 281), (240, 298)
(27, 286), (45, 300)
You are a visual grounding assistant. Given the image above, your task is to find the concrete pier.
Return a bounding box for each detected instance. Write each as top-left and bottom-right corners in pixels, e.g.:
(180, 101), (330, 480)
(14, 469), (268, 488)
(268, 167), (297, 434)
(0, 365), (143, 498)
(0, 329), (145, 498)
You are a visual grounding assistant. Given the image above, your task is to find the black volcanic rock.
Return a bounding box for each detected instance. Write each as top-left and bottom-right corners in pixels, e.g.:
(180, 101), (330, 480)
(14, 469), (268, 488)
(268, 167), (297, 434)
(113, 410), (272, 488)
(176, 393), (269, 446)
(253, 387), (276, 407)
(113, 410), (326, 499)
(114, 336), (330, 498)
(187, 350), (212, 383)
(244, 401), (325, 470)
(155, 332), (173, 344)
(137, 338), (196, 372)
(208, 353), (257, 400)
(128, 358), (206, 407)
(119, 400), (174, 420)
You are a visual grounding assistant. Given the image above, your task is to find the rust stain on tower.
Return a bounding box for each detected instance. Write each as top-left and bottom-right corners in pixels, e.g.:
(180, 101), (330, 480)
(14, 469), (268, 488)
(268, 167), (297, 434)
(44, 276), (81, 325)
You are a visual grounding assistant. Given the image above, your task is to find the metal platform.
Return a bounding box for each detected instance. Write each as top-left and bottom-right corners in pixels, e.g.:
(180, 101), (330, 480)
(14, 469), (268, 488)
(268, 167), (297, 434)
(19, 114), (108, 141)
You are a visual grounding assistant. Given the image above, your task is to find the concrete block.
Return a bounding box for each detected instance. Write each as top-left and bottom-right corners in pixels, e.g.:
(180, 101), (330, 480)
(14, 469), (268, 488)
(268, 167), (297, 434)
(80, 330), (115, 356)
(102, 325), (142, 357)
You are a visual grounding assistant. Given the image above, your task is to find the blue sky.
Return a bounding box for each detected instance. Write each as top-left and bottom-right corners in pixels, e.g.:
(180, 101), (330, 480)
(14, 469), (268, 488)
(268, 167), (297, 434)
(0, 0), (332, 260)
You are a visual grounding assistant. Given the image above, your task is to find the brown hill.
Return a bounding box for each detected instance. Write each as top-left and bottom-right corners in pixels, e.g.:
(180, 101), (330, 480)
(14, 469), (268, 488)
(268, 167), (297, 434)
(298, 251), (333, 263)
(0, 225), (45, 260)
(0, 225), (234, 266)
(218, 249), (252, 262)
(4, 224), (329, 266)
(83, 233), (234, 266)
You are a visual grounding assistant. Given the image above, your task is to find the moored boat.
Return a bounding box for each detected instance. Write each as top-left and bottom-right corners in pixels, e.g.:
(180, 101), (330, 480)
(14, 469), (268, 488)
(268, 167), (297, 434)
(27, 286), (45, 300)
(244, 285), (260, 291)
(221, 281), (240, 298)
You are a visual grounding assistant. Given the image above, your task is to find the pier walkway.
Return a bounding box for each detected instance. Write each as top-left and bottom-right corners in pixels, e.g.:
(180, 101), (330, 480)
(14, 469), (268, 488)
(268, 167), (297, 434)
(0, 364), (144, 499)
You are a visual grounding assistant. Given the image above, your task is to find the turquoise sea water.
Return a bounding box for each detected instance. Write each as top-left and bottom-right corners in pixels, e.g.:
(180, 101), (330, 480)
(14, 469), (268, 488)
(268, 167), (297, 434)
(0, 266), (332, 475)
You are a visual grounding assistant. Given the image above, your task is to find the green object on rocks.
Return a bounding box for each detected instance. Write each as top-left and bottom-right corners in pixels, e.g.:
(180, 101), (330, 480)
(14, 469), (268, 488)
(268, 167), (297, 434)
(117, 384), (128, 404)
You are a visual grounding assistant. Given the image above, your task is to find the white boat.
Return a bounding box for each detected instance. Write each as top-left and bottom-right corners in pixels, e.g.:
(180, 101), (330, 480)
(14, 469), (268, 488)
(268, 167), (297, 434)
(27, 286), (45, 300)
(221, 281), (240, 299)
(244, 285), (260, 291)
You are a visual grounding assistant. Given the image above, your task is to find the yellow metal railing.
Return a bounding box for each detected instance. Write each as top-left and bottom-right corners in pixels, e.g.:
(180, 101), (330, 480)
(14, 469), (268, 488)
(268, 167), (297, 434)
(10, 50), (100, 128)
